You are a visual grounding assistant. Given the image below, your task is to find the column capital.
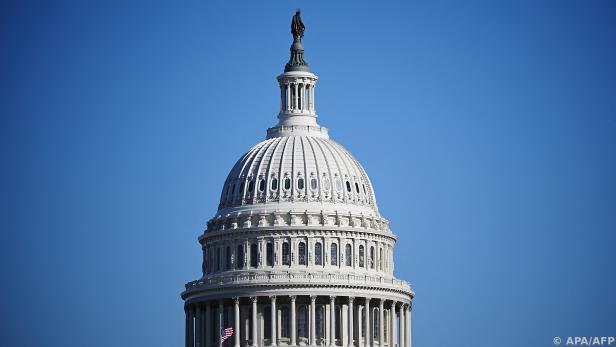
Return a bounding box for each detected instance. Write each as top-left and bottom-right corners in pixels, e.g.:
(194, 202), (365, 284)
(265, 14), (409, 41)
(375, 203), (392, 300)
(289, 295), (297, 302)
(379, 299), (384, 307)
(269, 295), (277, 302)
(233, 297), (240, 304)
(250, 296), (258, 303)
(329, 295), (336, 302)
(348, 296), (355, 303)
(310, 295), (317, 302)
(364, 297), (371, 304)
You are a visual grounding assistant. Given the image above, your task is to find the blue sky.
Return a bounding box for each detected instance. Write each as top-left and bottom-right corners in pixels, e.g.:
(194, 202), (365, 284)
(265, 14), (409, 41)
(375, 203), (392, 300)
(1, 1), (615, 346)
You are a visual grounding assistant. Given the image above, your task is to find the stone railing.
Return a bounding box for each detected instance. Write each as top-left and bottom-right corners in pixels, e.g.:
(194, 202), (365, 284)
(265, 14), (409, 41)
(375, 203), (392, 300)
(205, 210), (391, 236)
(184, 271), (412, 293)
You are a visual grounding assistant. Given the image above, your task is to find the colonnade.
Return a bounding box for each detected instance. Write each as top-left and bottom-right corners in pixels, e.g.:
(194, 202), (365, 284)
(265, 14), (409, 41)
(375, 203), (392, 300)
(185, 295), (411, 347)
(281, 82), (315, 113)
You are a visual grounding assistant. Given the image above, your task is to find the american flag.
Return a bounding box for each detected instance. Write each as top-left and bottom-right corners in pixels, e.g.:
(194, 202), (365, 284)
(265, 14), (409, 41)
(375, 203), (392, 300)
(220, 327), (234, 343)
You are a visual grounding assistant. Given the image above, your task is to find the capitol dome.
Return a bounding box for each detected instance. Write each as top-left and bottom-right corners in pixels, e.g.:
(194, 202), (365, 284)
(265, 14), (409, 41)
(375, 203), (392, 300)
(183, 10), (413, 347)
(217, 135), (380, 217)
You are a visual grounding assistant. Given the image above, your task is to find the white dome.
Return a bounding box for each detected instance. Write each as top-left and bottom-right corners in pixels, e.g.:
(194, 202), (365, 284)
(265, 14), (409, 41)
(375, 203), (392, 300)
(217, 134), (380, 217)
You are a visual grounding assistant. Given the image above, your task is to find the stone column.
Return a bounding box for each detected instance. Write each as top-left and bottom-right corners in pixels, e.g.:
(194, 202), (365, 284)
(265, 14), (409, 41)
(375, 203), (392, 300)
(294, 83), (299, 111)
(330, 296), (336, 346)
(398, 305), (404, 347)
(196, 304), (202, 347)
(299, 83), (306, 112)
(348, 297), (354, 347)
(186, 306), (191, 347)
(378, 300), (384, 347)
(310, 296), (317, 346)
(234, 298), (241, 347)
(389, 303), (395, 347)
(290, 296), (297, 346)
(364, 298), (370, 347)
(284, 84), (288, 112)
(270, 296), (277, 346)
(311, 84), (315, 112)
(251, 297), (258, 347)
(218, 301), (224, 347)
(405, 305), (411, 347)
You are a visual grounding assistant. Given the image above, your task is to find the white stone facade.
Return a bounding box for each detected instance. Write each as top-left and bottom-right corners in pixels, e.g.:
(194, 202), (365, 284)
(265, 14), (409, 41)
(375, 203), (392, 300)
(182, 15), (414, 347)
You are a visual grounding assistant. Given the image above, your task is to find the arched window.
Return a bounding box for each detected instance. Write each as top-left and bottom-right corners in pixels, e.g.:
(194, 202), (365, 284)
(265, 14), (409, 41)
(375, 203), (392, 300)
(355, 182), (360, 193)
(345, 244), (352, 267)
(280, 306), (289, 338)
(315, 242), (323, 265)
(284, 177), (291, 190)
(250, 243), (258, 267)
(298, 242), (307, 265)
(331, 243), (338, 266)
(370, 246), (375, 269)
(335, 306), (342, 339)
(271, 178), (278, 190)
(226, 246), (231, 270)
(298, 178), (305, 190)
(216, 247), (221, 271)
(282, 242), (290, 265)
(298, 306), (308, 338)
(346, 181), (352, 192)
(372, 308), (379, 338)
(310, 178), (318, 190)
(264, 306), (271, 339)
(236, 245), (244, 269)
(316, 305), (325, 339)
(266, 242), (273, 266)
(259, 179), (266, 192)
(359, 245), (365, 268)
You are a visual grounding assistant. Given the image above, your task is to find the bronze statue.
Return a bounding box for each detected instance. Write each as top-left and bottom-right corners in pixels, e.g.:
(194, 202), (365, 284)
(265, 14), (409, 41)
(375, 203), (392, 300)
(285, 9), (309, 72)
(291, 9), (305, 41)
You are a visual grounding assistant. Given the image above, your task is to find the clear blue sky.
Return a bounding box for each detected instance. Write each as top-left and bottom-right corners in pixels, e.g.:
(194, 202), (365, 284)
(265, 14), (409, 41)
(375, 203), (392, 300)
(1, 1), (615, 346)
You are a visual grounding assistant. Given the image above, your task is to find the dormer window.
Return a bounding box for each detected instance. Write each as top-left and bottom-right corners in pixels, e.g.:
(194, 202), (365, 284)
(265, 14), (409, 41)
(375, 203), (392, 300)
(346, 181), (352, 193)
(284, 177), (291, 190)
(323, 176), (331, 191)
(259, 179), (266, 192)
(310, 178), (318, 190)
(298, 178), (305, 190)
(271, 178), (278, 190)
